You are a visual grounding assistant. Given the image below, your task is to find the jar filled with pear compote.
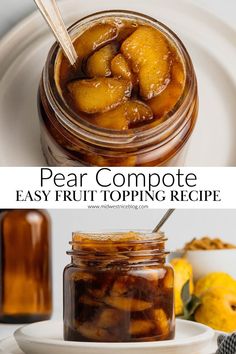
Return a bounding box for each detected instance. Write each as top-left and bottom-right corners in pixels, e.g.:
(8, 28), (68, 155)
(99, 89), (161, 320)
(63, 231), (175, 342)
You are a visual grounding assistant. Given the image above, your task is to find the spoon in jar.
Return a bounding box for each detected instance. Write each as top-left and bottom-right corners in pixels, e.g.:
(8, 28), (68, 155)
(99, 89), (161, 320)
(152, 209), (175, 233)
(34, 0), (78, 66)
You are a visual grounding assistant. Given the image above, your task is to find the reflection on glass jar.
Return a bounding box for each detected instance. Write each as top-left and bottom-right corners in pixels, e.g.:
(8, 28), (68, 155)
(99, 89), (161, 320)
(38, 10), (198, 167)
(63, 231), (175, 342)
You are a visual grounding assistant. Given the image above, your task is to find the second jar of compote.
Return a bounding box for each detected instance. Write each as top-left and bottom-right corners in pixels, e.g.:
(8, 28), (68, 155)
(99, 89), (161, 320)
(38, 10), (198, 167)
(63, 231), (175, 342)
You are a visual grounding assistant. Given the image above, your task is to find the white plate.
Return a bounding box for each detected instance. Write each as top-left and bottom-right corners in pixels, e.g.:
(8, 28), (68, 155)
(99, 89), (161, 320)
(12, 319), (215, 354)
(0, 0), (236, 166)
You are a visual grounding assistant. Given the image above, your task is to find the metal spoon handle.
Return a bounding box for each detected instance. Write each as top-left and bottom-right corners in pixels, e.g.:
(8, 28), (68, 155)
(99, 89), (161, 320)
(152, 209), (175, 233)
(34, 0), (78, 66)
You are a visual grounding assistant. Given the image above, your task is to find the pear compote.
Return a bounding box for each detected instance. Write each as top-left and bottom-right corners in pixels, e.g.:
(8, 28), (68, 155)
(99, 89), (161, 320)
(59, 18), (185, 129)
(39, 11), (198, 166)
(63, 231), (175, 342)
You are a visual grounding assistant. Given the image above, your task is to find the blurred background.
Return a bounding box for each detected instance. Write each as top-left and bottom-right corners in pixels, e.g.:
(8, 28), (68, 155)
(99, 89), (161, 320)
(49, 209), (236, 312)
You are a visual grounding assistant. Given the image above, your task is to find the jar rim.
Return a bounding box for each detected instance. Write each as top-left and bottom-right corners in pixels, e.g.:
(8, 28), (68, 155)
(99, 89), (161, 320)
(68, 230), (169, 265)
(43, 10), (197, 149)
(71, 230), (166, 243)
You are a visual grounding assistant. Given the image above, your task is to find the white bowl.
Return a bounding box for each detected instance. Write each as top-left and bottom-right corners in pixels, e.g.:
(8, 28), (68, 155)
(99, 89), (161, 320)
(184, 249), (236, 281)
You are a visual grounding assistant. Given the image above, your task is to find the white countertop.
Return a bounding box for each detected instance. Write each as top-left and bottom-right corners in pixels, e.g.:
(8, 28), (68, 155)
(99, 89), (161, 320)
(0, 324), (21, 342)
(0, 311), (61, 342)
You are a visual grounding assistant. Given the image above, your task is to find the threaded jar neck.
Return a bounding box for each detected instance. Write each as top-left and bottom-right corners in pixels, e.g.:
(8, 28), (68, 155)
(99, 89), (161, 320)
(67, 231), (169, 268)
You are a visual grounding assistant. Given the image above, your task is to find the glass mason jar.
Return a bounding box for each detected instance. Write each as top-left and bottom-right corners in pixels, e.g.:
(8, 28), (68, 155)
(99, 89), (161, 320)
(63, 231), (175, 342)
(0, 210), (52, 323)
(38, 10), (198, 167)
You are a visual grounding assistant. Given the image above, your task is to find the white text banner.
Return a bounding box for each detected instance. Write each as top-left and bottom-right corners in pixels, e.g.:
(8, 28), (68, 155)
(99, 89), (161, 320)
(0, 167), (235, 209)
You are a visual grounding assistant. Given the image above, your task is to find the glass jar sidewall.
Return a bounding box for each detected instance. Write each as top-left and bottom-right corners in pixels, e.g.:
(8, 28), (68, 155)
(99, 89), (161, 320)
(38, 83), (198, 167)
(63, 262), (175, 342)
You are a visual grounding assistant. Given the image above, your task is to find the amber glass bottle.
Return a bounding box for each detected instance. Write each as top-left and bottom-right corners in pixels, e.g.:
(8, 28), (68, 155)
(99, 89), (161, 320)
(0, 210), (52, 323)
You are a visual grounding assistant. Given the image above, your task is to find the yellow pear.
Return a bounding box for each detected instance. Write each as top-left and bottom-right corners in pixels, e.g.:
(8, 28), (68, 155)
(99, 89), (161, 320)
(195, 287), (236, 332)
(195, 272), (236, 297)
(170, 258), (194, 315)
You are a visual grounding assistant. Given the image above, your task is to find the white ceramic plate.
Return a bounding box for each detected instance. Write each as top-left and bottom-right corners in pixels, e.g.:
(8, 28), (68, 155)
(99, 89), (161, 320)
(0, 0), (236, 166)
(12, 319), (215, 354)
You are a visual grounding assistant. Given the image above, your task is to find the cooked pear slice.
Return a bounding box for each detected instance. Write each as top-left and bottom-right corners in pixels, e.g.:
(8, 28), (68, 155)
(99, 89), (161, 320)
(163, 267), (174, 289)
(139, 65), (170, 100)
(97, 309), (123, 328)
(105, 296), (152, 311)
(153, 309), (170, 336)
(70, 272), (95, 282)
(59, 24), (118, 86)
(79, 295), (102, 307)
(129, 320), (155, 335)
(93, 101), (153, 130)
(68, 78), (132, 114)
(93, 105), (129, 130)
(127, 100), (153, 126)
(73, 23), (118, 60)
(86, 44), (118, 77)
(121, 26), (170, 100)
(111, 278), (128, 297)
(85, 154), (137, 167)
(77, 322), (111, 341)
(111, 275), (137, 297)
(111, 54), (133, 81)
(148, 57), (185, 118)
